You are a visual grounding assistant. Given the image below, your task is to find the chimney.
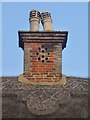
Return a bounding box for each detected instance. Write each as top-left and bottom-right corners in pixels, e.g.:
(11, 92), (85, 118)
(19, 10), (68, 84)
(41, 11), (54, 31)
(29, 10), (40, 31)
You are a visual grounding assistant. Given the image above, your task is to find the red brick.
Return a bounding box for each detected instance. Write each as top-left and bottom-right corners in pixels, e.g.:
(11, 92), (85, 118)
(32, 73), (39, 75)
(31, 70), (38, 72)
(32, 57), (37, 60)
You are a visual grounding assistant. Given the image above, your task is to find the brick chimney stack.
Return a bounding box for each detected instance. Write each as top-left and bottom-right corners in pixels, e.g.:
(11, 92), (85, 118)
(29, 10), (40, 31)
(41, 11), (53, 31)
(19, 10), (68, 83)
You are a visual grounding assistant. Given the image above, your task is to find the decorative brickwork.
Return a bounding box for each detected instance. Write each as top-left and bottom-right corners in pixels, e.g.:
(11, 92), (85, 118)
(23, 42), (62, 82)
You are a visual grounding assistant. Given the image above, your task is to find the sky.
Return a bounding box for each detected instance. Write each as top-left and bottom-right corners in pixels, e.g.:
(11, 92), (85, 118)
(1, 0), (89, 2)
(1, 2), (88, 77)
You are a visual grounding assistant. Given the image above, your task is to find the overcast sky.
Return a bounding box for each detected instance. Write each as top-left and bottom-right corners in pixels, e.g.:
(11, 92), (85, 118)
(1, 2), (88, 77)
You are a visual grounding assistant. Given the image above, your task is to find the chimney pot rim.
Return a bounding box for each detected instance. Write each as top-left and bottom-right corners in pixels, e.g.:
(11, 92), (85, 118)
(30, 10), (40, 13)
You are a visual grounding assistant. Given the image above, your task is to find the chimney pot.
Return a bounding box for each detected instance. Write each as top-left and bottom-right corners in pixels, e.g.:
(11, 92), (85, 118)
(29, 10), (40, 31)
(41, 11), (54, 31)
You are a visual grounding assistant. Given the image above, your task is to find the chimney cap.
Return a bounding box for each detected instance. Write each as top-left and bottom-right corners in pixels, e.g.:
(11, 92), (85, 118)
(41, 12), (51, 18)
(29, 10), (40, 21)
